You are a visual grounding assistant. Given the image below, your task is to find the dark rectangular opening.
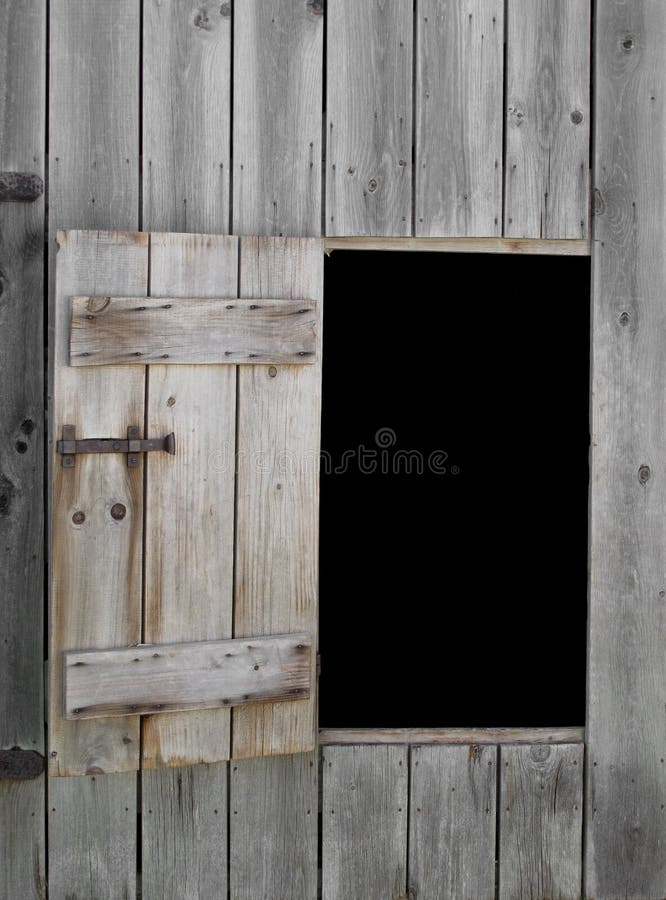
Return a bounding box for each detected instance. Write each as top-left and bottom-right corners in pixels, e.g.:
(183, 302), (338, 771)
(319, 250), (590, 728)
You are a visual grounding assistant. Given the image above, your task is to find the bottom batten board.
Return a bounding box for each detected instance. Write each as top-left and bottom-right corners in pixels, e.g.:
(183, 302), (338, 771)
(63, 633), (311, 720)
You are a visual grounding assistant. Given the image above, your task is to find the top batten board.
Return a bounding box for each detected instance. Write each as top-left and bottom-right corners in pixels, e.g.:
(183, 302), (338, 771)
(69, 295), (319, 365)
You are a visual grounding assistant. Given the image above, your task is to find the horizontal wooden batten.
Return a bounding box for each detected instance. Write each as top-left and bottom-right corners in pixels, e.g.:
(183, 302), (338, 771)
(64, 633), (312, 720)
(323, 236), (591, 256)
(318, 726), (585, 745)
(69, 295), (319, 365)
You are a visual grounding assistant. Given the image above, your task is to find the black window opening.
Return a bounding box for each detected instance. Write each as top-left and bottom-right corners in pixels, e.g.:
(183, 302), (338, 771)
(319, 250), (590, 728)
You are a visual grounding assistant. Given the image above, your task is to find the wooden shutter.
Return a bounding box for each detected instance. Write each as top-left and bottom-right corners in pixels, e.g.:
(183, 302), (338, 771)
(49, 230), (322, 776)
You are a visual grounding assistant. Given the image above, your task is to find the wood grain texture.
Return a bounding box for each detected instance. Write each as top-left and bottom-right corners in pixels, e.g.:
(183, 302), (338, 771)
(587, 2), (666, 897)
(142, 764), (228, 900)
(233, 0), (323, 237)
(324, 236), (591, 255)
(409, 744), (496, 900)
(65, 633), (312, 719)
(142, 231), (237, 769)
(232, 236), (322, 759)
(0, 779), (45, 900)
(69, 294), (319, 365)
(230, 753), (318, 900)
(326, 0), (412, 236)
(499, 743), (583, 900)
(49, 230), (147, 776)
(320, 727), (584, 745)
(48, 773), (136, 900)
(143, 0), (230, 234)
(322, 745), (408, 900)
(416, 0), (503, 237)
(504, 0), (590, 238)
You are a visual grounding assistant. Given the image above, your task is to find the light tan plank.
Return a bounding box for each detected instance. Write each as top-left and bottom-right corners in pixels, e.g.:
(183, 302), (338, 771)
(233, 0), (323, 237)
(326, 0), (412, 236)
(69, 294), (319, 365)
(230, 753), (318, 899)
(324, 236), (591, 255)
(504, 0), (590, 238)
(49, 230), (147, 777)
(48, 773), (136, 900)
(500, 743), (583, 900)
(142, 764), (228, 899)
(143, 0), (230, 234)
(142, 231), (238, 769)
(410, 744), (496, 900)
(319, 727), (585, 746)
(322, 745), (408, 900)
(232, 236), (322, 759)
(586, 2), (666, 897)
(65, 633), (311, 719)
(416, 0), (503, 237)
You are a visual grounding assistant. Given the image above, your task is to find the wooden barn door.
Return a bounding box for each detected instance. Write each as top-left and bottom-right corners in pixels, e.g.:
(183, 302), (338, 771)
(48, 229), (322, 777)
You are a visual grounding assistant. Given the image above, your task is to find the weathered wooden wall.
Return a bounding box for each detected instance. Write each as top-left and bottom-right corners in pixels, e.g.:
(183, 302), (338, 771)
(2, 0), (663, 897)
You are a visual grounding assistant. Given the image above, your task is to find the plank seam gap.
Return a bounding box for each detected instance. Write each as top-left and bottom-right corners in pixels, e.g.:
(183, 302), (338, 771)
(495, 744), (501, 900)
(138, 0), (144, 231)
(501, 0), (509, 236)
(320, 0), (328, 237)
(411, 0), (417, 237)
(228, 0), (234, 235)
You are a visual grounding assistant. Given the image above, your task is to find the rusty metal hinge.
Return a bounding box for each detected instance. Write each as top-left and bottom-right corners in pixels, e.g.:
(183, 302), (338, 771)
(57, 425), (176, 468)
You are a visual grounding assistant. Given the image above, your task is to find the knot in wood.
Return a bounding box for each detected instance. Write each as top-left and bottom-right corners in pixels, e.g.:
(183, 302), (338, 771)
(529, 745), (551, 762)
(367, 178), (378, 193)
(570, 110), (584, 125)
(508, 104), (525, 127)
(111, 503), (127, 520)
(618, 311), (631, 326)
(72, 510), (85, 525)
(621, 35), (635, 52)
(638, 465), (651, 485)
(307, 0), (324, 15)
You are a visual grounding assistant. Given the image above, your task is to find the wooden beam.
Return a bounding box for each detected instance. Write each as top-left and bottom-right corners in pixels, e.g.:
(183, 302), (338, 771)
(64, 634), (312, 720)
(318, 727), (585, 745)
(69, 295), (319, 366)
(323, 236), (591, 255)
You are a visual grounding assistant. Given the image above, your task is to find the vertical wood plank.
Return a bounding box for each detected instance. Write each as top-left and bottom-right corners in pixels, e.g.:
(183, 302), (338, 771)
(326, 0), (412, 237)
(142, 232), (238, 768)
(322, 745), (408, 900)
(143, 0), (231, 234)
(142, 764), (228, 899)
(409, 744), (496, 900)
(499, 743), (583, 900)
(232, 236), (322, 759)
(415, 0), (503, 238)
(230, 753), (318, 900)
(232, 0), (323, 237)
(0, 0), (46, 895)
(49, 774), (137, 900)
(587, 2), (666, 897)
(504, 0), (590, 238)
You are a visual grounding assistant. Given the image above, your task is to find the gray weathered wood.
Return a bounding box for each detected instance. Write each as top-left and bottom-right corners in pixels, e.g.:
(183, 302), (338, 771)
(143, 0), (231, 234)
(320, 727), (584, 745)
(233, 0), (323, 237)
(326, 0), (412, 236)
(416, 0), (503, 237)
(504, 0), (590, 238)
(325, 236), (591, 255)
(586, 2), (666, 897)
(322, 745), (408, 900)
(0, 779), (46, 900)
(410, 744), (496, 900)
(64, 633), (312, 719)
(500, 743), (583, 900)
(69, 294), (319, 365)
(48, 774), (136, 900)
(230, 753), (318, 900)
(142, 764), (228, 900)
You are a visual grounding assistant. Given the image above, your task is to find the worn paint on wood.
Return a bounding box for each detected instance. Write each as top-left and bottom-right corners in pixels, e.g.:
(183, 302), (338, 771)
(322, 745), (408, 900)
(64, 633), (312, 719)
(230, 753), (318, 900)
(143, 0), (230, 234)
(48, 774), (136, 900)
(232, 236), (322, 759)
(69, 294), (319, 365)
(142, 764), (228, 899)
(326, 0), (412, 236)
(586, 2), (666, 897)
(49, 231), (147, 776)
(416, 0), (503, 237)
(319, 727), (584, 745)
(499, 743), (583, 900)
(142, 231), (238, 769)
(504, 0), (590, 238)
(410, 744), (496, 900)
(233, 0), (323, 237)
